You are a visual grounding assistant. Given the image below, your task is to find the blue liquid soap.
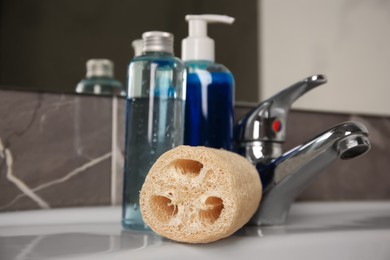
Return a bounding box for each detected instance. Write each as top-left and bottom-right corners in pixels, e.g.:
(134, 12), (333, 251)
(181, 14), (235, 150)
(184, 62), (234, 150)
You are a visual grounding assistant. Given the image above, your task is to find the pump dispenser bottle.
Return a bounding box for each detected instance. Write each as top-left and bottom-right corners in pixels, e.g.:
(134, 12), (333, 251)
(122, 31), (186, 230)
(182, 14), (235, 150)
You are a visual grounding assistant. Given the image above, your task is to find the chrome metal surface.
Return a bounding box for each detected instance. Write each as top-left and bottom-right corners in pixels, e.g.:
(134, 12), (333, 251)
(337, 135), (370, 159)
(234, 74), (371, 226)
(234, 74), (327, 164)
(235, 141), (282, 165)
(250, 122), (371, 226)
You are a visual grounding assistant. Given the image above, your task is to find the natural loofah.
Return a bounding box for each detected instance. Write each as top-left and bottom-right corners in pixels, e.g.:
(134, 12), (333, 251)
(140, 145), (262, 243)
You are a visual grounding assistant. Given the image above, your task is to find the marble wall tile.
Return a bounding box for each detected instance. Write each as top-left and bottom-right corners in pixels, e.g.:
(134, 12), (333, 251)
(0, 90), (115, 211)
(1, 89), (389, 213)
(113, 98), (126, 205)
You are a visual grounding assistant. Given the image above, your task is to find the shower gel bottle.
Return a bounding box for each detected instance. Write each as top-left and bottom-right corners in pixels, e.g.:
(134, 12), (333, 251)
(122, 32), (186, 230)
(182, 14), (235, 150)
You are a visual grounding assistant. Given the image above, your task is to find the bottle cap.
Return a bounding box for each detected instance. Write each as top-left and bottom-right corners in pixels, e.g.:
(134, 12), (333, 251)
(143, 31), (174, 54)
(182, 14), (235, 62)
(86, 59), (114, 78)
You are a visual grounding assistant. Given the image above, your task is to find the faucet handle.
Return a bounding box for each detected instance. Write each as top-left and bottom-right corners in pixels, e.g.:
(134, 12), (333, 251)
(271, 75), (327, 115)
(235, 74), (327, 145)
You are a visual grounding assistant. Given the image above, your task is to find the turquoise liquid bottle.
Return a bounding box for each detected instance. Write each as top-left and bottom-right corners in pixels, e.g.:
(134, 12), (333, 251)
(76, 59), (124, 96)
(74, 59), (124, 167)
(122, 32), (186, 230)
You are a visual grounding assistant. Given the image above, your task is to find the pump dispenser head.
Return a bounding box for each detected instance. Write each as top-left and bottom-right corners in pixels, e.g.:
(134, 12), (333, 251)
(182, 14), (235, 62)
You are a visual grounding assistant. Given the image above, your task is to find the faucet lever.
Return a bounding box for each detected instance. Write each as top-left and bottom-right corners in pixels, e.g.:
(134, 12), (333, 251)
(234, 75), (327, 164)
(271, 74), (327, 116)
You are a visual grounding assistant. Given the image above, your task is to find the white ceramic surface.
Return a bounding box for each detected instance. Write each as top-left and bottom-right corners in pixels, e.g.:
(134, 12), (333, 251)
(1, 202), (390, 260)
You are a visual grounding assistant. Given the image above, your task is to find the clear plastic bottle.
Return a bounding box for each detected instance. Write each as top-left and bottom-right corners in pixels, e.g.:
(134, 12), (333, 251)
(122, 31), (186, 230)
(74, 59), (125, 205)
(75, 59), (124, 96)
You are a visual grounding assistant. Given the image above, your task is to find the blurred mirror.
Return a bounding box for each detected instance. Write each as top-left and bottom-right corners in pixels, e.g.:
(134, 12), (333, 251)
(0, 0), (259, 102)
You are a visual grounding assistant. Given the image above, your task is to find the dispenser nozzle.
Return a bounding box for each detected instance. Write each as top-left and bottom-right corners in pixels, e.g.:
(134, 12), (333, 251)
(182, 14), (235, 62)
(185, 14), (235, 26)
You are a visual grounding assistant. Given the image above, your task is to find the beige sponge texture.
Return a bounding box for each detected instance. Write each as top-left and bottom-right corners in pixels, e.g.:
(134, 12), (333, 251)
(140, 145), (262, 243)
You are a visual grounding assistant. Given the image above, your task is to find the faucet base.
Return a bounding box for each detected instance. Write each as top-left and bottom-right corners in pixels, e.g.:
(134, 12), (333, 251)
(235, 141), (282, 165)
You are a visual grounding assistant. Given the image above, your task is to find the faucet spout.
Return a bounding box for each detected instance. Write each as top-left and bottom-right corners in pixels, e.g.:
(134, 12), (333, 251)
(250, 121), (370, 226)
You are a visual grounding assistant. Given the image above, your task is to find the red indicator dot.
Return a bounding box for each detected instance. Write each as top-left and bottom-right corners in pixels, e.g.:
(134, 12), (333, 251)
(272, 120), (282, 133)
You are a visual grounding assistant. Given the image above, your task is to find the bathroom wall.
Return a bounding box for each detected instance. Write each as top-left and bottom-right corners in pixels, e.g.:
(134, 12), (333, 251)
(0, 89), (124, 211)
(1, 89), (389, 212)
(258, 0), (390, 116)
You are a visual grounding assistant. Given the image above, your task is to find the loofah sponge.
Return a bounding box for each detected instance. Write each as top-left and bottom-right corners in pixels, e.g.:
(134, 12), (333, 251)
(140, 145), (262, 243)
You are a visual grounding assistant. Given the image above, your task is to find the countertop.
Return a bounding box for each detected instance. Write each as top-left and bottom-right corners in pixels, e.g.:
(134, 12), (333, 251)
(1, 202), (390, 260)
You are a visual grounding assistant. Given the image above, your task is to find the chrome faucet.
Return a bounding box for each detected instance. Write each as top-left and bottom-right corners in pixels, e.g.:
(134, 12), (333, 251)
(234, 75), (371, 226)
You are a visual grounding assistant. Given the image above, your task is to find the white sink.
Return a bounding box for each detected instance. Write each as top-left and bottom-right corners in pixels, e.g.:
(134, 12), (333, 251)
(1, 202), (390, 260)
